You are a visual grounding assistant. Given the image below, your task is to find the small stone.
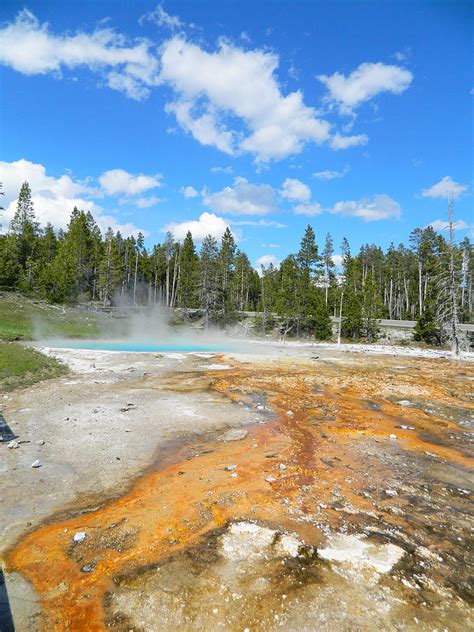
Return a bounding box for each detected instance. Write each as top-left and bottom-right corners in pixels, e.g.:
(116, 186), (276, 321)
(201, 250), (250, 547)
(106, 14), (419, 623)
(220, 429), (248, 442)
(265, 475), (277, 483)
(73, 532), (86, 543)
(389, 434), (397, 440)
(8, 440), (19, 449)
(385, 489), (398, 497)
(80, 561), (96, 573)
(286, 410), (294, 416)
(225, 465), (237, 471)
(278, 463), (287, 470)
(37, 439), (45, 446)
(31, 459), (42, 468)
(230, 472), (238, 478)
(397, 400), (412, 407)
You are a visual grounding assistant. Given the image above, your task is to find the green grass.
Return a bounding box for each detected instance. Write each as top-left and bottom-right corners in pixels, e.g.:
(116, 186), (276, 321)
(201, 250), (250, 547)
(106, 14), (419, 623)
(0, 341), (69, 392)
(0, 293), (110, 341)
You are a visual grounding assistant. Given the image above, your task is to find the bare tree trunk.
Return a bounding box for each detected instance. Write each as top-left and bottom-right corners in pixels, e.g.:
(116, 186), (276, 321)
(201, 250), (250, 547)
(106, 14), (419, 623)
(133, 250), (138, 305)
(418, 262), (423, 314)
(337, 290), (344, 346)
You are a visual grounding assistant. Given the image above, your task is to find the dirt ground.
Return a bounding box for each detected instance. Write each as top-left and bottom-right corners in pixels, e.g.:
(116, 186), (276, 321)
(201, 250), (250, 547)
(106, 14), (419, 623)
(1, 342), (473, 631)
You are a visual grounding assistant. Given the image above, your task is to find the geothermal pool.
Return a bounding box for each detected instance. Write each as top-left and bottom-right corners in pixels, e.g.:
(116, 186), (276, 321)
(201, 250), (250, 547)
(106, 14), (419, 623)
(43, 339), (235, 353)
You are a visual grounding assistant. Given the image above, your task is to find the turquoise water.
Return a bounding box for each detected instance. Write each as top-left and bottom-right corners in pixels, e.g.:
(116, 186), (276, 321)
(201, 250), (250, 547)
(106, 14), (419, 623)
(45, 340), (233, 353)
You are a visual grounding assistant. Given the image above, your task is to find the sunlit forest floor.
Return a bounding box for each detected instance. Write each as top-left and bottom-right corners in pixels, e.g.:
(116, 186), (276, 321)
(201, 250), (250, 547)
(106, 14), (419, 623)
(1, 343), (472, 631)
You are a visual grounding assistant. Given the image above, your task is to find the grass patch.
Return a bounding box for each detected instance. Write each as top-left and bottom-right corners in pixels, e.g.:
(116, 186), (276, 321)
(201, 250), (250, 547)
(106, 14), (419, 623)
(0, 341), (69, 392)
(0, 293), (113, 341)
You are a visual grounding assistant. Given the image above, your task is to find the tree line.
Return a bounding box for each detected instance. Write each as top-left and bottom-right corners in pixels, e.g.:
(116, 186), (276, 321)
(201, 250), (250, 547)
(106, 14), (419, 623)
(0, 181), (472, 346)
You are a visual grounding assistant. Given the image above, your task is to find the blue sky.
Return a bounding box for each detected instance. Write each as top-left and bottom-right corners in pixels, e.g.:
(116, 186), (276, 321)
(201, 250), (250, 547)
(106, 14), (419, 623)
(0, 0), (472, 267)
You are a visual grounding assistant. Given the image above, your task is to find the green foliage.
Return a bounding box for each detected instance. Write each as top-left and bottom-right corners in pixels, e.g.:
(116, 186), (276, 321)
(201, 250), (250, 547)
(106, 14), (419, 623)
(1, 181), (472, 345)
(0, 294), (109, 341)
(0, 341), (68, 391)
(414, 304), (442, 346)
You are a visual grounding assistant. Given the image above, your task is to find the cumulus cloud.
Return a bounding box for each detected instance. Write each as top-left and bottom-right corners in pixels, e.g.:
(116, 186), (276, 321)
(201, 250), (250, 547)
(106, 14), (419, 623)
(202, 177), (278, 216)
(281, 178), (311, 202)
(293, 202), (322, 217)
(318, 62), (413, 113)
(330, 133), (368, 150)
(0, 159), (146, 236)
(99, 169), (162, 196)
(330, 194), (401, 221)
(313, 166), (350, 180)
(181, 185), (198, 198)
(428, 219), (470, 232)
(163, 211), (229, 242)
(256, 254), (280, 269)
(159, 37), (331, 161)
(0, 9), (160, 100)
(422, 176), (468, 200)
(332, 254), (343, 267)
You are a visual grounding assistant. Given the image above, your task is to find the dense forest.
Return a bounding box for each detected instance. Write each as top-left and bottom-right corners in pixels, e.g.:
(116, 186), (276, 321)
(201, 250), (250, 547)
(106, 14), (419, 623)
(1, 181), (472, 347)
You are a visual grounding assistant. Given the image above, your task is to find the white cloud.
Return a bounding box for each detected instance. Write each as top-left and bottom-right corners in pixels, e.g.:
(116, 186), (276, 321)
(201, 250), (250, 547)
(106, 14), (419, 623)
(281, 178), (311, 202)
(163, 211), (229, 242)
(181, 185), (198, 198)
(330, 133), (368, 150)
(99, 169), (162, 196)
(256, 254), (280, 269)
(210, 166), (234, 174)
(293, 202), (322, 217)
(202, 177), (277, 216)
(0, 159), (146, 236)
(140, 4), (183, 30)
(332, 254), (343, 267)
(229, 219), (286, 228)
(330, 194), (401, 221)
(0, 9), (160, 100)
(159, 37), (331, 161)
(313, 165), (350, 180)
(428, 219), (470, 232)
(318, 62), (413, 113)
(166, 100), (235, 154)
(135, 196), (161, 208)
(421, 176), (468, 200)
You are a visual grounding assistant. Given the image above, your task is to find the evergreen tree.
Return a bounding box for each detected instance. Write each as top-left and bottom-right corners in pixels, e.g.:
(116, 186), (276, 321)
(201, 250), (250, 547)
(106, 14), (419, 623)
(11, 182), (39, 263)
(322, 232), (335, 306)
(199, 234), (220, 326)
(219, 228), (237, 321)
(178, 231), (198, 309)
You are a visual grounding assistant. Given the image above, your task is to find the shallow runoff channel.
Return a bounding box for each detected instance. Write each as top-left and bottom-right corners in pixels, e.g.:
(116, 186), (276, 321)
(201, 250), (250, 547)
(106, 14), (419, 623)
(1, 343), (473, 631)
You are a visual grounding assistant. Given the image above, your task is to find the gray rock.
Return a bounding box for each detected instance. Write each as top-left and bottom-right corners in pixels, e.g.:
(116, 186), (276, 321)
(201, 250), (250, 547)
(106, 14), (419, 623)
(220, 429), (248, 442)
(8, 440), (20, 449)
(31, 459), (42, 468)
(225, 465), (237, 471)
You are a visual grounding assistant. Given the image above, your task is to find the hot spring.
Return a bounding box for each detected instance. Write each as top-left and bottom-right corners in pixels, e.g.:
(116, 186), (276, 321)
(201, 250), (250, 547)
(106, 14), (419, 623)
(43, 339), (235, 353)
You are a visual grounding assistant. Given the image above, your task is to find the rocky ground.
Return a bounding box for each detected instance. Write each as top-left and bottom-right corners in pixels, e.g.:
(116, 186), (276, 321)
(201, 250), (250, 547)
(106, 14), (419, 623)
(1, 342), (473, 631)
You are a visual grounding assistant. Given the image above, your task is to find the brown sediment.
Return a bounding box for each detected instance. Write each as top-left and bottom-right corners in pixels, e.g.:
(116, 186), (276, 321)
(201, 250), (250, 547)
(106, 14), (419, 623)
(4, 354), (474, 630)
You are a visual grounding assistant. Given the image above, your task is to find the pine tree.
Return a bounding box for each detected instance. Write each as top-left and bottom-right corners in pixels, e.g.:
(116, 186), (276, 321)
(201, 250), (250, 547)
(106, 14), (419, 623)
(219, 227), (237, 321)
(98, 229), (123, 306)
(177, 231), (198, 309)
(322, 232), (335, 306)
(199, 234), (220, 326)
(361, 271), (382, 341)
(341, 242), (363, 340)
(11, 182), (39, 266)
